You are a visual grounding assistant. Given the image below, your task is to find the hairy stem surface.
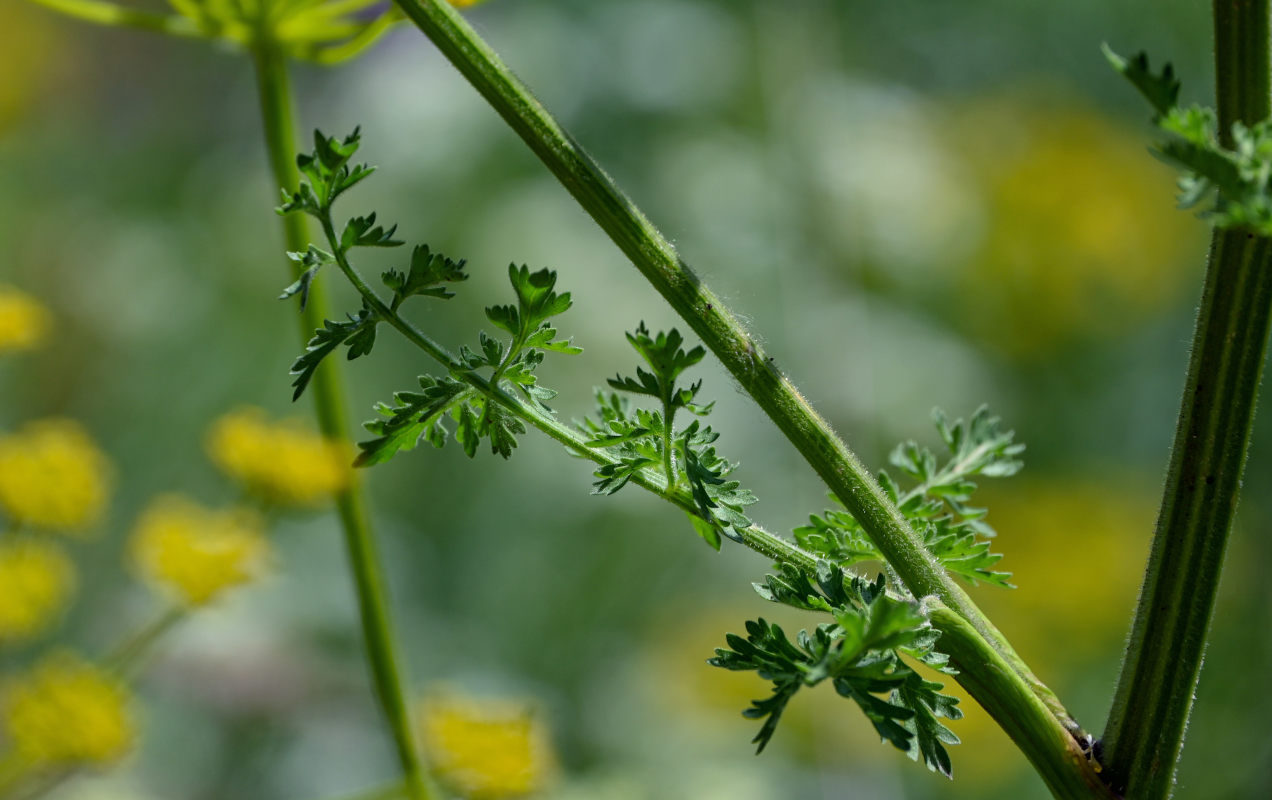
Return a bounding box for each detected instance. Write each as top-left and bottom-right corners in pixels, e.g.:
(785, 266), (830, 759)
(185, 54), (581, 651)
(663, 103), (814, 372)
(1102, 4), (1272, 794)
(252, 43), (434, 800)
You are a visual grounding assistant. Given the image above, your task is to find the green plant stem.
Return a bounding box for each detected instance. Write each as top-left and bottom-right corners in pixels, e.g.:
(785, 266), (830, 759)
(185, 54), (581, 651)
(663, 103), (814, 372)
(660, 393), (677, 486)
(251, 42), (434, 800)
(323, 217), (1112, 797)
(1102, 4), (1272, 794)
(104, 605), (185, 677)
(314, 780), (408, 800)
(387, 0), (1001, 656)
(931, 607), (1119, 799)
(388, 0), (1097, 782)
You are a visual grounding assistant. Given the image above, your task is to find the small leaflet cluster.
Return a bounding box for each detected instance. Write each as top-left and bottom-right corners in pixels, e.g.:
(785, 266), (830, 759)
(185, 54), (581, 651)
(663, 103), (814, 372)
(709, 561), (962, 776)
(1105, 45), (1272, 233)
(277, 129), (581, 463)
(362, 264), (580, 464)
(576, 324), (756, 550)
(277, 129), (1030, 781)
(795, 407), (1019, 591)
(713, 407), (1024, 776)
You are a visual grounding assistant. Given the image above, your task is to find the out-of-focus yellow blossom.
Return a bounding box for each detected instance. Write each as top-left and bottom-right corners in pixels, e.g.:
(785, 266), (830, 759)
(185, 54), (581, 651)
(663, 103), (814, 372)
(0, 285), (51, 354)
(950, 98), (1206, 357)
(642, 477), (1154, 791)
(974, 480), (1153, 667)
(420, 690), (555, 799)
(0, 420), (112, 532)
(130, 495), (268, 606)
(206, 408), (350, 508)
(3, 651), (134, 767)
(912, 479), (1155, 788)
(30, 0), (488, 68)
(0, 5), (61, 132)
(0, 540), (75, 644)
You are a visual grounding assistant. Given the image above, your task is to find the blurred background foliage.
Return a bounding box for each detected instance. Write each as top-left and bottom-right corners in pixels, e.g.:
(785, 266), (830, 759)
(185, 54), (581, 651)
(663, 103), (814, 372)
(1, 0), (1269, 798)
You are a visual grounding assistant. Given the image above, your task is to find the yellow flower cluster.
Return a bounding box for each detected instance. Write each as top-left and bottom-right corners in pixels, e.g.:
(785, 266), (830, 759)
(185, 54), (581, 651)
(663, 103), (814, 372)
(0, 285), (50, 354)
(130, 495), (268, 606)
(206, 408), (350, 508)
(951, 101), (1202, 356)
(3, 651), (134, 767)
(0, 419), (112, 532)
(421, 691), (555, 799)
(0, 541), (75, 644)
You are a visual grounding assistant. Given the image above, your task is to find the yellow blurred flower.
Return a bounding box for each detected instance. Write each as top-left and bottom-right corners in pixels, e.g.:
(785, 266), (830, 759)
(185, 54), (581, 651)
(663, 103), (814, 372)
(0, 419), (112, 532)
(130, 494), (268, 606)
(950, 97), (1206, 356)
(0, 540), (75, 644)
(0, 5), (61, 133)
(3, 651), (134, 767)
(206, 408), (350, 508)
(973, 480), (1153, 667)
(420, 689), (555, 799)
(0, 285), (51, 354)
(926, 479), (1155, 788)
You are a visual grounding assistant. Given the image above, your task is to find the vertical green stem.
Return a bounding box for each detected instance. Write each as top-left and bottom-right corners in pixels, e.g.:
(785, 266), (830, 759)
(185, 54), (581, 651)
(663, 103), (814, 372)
(250, 42), (434, 800)
(1102, 3), (1272, 796)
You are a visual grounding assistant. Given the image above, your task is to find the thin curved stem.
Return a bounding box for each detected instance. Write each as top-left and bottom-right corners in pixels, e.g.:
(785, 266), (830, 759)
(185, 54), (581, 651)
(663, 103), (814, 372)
(390, 0), (1038, 675)
(252, 43), (435, 800)
(1102, 6), (1272, 794)
(319, 211), (1113, 798)
(386, 0), (1100, 779)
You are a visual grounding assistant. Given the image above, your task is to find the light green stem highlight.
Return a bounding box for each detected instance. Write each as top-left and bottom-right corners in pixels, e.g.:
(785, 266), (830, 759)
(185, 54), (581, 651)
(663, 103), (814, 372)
(251, 41), (435, 800)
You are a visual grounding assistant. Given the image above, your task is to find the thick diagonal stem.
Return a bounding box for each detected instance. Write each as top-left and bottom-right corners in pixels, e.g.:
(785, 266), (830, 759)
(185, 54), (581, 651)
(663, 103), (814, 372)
(324, 215), (1114, 799)
(251, 42), (434, 800)
(1101, 4), (1272, 796)
(387, 1), (1109, 795)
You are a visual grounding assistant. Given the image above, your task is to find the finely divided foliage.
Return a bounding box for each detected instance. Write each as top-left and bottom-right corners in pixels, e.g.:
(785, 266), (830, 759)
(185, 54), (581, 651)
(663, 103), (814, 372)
(277, 130), (1025, 780)
(710, 561), (960, 775)
(1105, 45), (1272, 233)
(795, 408), (1019, 590)
(579, 322), (754, 551)
(278, 129), (571, 461)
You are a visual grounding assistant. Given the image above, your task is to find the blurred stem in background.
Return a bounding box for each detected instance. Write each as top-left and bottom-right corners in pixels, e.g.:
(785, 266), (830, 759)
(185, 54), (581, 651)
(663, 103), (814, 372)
(250, 39), (435, 800)
(1102, 1), (1272, 796)
(21, 2), (439, 797)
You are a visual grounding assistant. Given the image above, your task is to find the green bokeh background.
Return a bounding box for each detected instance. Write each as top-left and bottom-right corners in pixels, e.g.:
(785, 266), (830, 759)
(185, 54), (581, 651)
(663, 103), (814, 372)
(2, 1), (1270, 798)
